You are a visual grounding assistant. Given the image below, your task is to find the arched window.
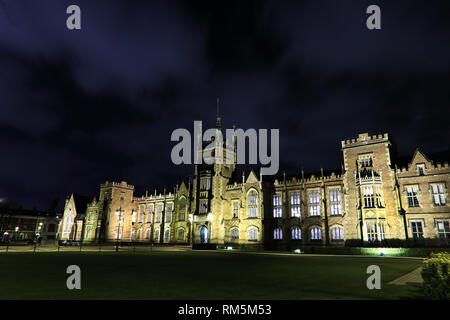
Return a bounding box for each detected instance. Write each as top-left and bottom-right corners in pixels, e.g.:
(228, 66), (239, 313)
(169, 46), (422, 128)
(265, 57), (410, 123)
(274, 227), (283, 240)
(178, 197), (187, 221)
(178, 228), (185, 240)
(331, 226), (344, 240)
(248, 227), (258, 241)
(145, 228), (150, 240)
(292, 227), (302, 240)
(154, 228), (160, 242)
(230, 228), (239, 240)
(311, 227), (322, 240)
(248, 190), (258, 218)
(164, 229), (170, 242)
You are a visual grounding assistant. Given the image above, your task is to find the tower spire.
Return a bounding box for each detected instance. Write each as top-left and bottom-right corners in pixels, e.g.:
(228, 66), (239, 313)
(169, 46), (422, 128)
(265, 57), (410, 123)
(216, 97), (221, 129)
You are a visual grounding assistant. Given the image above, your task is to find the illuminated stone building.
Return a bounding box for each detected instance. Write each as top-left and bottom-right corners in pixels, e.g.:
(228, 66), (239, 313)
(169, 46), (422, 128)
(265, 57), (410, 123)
(58, 124), (450, 248)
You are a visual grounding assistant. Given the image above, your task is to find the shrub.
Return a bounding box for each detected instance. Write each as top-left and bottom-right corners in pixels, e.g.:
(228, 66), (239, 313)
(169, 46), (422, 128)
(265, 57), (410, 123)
(421, 252), (449, 300)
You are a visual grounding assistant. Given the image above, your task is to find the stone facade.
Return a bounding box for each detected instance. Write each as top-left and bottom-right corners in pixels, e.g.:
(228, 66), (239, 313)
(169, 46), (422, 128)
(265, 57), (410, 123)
(57, 130), (450, 248)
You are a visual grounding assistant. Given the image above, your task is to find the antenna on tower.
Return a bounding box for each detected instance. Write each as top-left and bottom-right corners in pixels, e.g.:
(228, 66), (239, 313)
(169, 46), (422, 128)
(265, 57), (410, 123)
(216, 97), (221, 129)
(216, 98), (219, 118)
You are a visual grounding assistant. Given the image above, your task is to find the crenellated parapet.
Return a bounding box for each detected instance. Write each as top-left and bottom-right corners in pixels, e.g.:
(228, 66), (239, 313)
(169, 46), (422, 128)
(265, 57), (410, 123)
(341, 132), (389, 148)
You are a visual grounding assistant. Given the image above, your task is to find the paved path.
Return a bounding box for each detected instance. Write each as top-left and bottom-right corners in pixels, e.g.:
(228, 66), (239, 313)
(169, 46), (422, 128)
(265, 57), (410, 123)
(388, 267), (423, 286)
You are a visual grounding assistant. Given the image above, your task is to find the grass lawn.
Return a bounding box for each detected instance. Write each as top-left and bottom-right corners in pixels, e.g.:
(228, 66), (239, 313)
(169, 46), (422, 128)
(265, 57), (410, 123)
(0, 251), (424, 299)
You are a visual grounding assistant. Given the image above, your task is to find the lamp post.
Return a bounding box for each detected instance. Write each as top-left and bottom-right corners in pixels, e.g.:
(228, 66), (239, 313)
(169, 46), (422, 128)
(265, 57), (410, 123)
(115, 207), (122, 252)
(189, 214), (194, 247)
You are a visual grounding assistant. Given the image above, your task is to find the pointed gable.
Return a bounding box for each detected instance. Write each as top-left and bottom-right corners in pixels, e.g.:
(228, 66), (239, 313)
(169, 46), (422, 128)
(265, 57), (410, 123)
(246, 170), (259, 184)
(408, 148), (432, 170)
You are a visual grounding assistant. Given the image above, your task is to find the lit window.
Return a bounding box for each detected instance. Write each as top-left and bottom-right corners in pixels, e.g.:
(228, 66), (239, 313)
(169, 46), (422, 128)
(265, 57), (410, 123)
(199, 199), (208, 214)
(178, 198), (186, 221)
(273, 227), (282, 240)
(156, 204), (163, 222)
(431, 184), (446, 206)
(363, 186), (375, 208)
(359, 155), (373, 168)
(230, 228), (239, 240)
(311, 227), (322, 240)
(366, 222), (385, 243)
(416, 164), (425, 176)
(273, 194), (282, 218)
(232, 201), (239, 218)
(330, 189), (342, 215)
(406, 186), (420, 207)
(436, 220), (450, 245)
(200, 177), (211, 191)
(115, 226), (122, 240)
(331, 226), (343, 240)
(291, 192), (301, 217)
(248, 227), (258, 241)
(131, 229), (135, 240)
(309, 190), (320, 216)
(291, 227), (301, 240)
(248, 190), (258, 218)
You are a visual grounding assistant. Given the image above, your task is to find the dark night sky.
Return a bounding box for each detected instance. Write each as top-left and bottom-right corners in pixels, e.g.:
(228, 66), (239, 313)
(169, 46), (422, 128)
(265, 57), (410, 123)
(0, 0), (449, 210)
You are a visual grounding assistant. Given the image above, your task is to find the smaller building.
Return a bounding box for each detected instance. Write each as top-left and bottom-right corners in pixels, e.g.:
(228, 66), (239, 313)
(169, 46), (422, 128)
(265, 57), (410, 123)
(0, 208), (59, 242)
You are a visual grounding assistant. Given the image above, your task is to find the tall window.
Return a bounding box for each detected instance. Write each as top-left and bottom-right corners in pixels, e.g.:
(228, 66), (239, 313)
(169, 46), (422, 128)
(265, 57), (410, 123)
(131, 229), (135, 240)
(311, 227), (322, 240)
(309, 190), (320, 216)
(248, 190), (258, 218)
(329, 189), (342, 215)
(273, 194), (282, 218)
(199, 199), (208, 214)
(331, 226), (344, 240)
(375, 185), (383, 207)
(232, 201), (239, 218)
(291, 192), (301, 217)
(291, 227), (301, 240)
(131, 210), (137, 223)
(148, 205), (154, 223)
(154, 228), (160, 242)
(406, 186), (420, 207)
(156, 204), (163, 223)
(178, 197), (186, 221)
(436, 219), (449, 245)
(139, 208), (144, 223)
(410, 221), (424, 242)
(166, 203), (173, 223)
(164, 229), (170, 242)
(178, 228), (185, 240)
(115, 226), (122, 240)
(120, 192), (125, 201)
(431, 184), (446, 206)
(200, 177), (211, 190)
(366, 222), (385, 242)
(145, 228), (150, 240)
(363, 186), (375, 208)
(359, 155), (373, 167)
(248, 227), (258, 241)
(231, 228), (239, 240)
(273, 227), (282, 240)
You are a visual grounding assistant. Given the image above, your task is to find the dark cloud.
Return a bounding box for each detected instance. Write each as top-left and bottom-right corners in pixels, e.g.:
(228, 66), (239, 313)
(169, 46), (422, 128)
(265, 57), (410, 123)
(0, 0), (449, 209)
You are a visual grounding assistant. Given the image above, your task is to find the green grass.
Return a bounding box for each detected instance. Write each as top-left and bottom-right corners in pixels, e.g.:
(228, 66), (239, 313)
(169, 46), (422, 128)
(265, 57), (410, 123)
(0, 251), (424, 299)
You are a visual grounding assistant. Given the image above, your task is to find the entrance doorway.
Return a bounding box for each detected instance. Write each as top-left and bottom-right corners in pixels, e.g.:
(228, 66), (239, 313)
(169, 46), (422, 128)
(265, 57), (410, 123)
(200, 226), (208, 244)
